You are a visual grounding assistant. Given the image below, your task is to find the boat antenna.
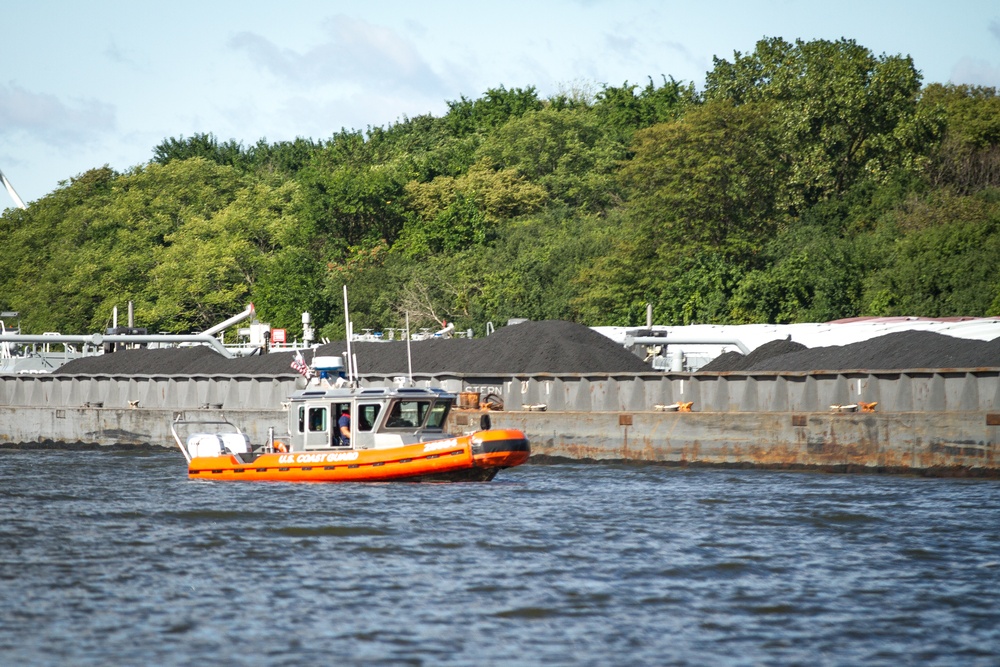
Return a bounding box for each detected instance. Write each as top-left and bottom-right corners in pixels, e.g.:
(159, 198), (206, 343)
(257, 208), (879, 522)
(342, 285), (356, 385)
(405, 311), (413, 386)
(343, 285), (352, 383)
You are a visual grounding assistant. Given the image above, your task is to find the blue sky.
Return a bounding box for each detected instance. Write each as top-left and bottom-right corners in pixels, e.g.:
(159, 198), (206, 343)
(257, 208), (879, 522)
(2, 0), (1000, 207)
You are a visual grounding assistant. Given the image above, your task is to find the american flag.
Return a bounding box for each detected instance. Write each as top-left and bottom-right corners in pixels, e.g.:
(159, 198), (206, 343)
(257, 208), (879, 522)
(290, 351), (312, 378)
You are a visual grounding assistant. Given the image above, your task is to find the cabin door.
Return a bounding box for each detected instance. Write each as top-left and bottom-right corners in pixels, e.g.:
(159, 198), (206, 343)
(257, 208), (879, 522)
(351, 401), (383, 449)
(303, 403), (331, 449)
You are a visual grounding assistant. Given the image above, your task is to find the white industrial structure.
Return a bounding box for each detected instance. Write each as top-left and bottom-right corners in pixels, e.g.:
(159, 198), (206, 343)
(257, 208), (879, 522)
(595, 317), (1000, 371)
(0, 167), (27, 210)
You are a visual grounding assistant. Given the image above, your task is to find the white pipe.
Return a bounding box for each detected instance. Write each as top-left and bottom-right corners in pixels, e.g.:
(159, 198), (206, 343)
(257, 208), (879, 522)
(624, 334), (751, 355)
(0, 333), (234, 358)
(0, 167), (27, 210)
(199, 304), (255, 337)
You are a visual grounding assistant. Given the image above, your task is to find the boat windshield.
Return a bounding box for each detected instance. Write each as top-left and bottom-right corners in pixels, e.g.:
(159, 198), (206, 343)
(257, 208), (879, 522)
(385, 400), (433, 429)
(426, 401), (449, 429)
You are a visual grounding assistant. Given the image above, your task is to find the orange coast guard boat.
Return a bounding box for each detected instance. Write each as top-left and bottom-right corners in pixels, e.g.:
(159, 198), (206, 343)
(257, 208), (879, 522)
(171, 384), (529, 483)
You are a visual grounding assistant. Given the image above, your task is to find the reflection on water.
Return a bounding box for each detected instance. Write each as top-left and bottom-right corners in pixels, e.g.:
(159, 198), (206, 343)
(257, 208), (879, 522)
(0, 450), (998, 666)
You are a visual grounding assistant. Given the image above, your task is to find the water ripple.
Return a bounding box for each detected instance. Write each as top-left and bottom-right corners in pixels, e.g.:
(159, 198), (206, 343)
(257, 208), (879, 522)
(0, 451), (998, 666)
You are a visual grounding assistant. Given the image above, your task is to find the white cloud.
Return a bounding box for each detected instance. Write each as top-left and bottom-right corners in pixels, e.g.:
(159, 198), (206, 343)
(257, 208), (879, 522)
(661, 40), (712, 79)
(990, 19), (1000, 43)
(950, 57), (1000, 87)
(402, 18), (428, 39)
(947, 18), (1000, 87)
(605, 33), (638, 59)
(0, 83), (115, 146)
(103, 39), (129, 65)
(229, 14), (447, 96)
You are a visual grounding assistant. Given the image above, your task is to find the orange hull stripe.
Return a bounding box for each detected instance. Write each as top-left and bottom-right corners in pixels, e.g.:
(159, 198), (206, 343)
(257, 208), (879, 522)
(186, 429), (529, 482)
(189, 449), (471, 482)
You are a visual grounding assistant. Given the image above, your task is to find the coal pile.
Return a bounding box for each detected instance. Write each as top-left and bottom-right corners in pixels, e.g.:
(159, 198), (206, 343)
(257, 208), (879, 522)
(700, 339), (807, 372)
(54, 323), (1000, 377)
(57, 346), (226, 375)
(338, 320), (653, 375)
(56, 320), (653, 376)
(702, 330), (1000, 373)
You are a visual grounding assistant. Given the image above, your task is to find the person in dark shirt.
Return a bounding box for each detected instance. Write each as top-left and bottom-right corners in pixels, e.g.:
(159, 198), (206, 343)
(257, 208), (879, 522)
(338, 410), (351, 447)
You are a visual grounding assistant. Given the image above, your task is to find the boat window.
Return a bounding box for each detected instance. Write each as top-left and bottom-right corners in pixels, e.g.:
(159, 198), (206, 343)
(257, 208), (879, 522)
(298, 406), (305, 433)
(426, 401), (450, 429)
(308, 406), (327, 432)
(386, 400), (431, 428)
(357, 403), (382, 432)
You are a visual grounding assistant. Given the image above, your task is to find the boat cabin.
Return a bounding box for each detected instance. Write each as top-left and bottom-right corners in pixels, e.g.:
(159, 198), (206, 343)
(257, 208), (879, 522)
(286, 386), (455, 452)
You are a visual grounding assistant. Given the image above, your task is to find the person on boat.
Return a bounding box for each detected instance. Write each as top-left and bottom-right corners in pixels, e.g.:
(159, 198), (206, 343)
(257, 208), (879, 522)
(338, 409), (351, 447)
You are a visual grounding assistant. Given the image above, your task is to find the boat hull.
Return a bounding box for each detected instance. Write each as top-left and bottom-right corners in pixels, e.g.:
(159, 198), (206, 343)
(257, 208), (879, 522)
(187, 428), (529, 483)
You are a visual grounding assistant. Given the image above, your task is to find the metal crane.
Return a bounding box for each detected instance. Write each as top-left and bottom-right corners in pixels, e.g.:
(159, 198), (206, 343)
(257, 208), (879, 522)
(0, 167), (27, 209)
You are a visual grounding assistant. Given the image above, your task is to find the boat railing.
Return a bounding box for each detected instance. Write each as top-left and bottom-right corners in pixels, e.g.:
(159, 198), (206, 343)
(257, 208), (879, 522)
(268, 427), (291, 454)
(170, 415), (248, 464)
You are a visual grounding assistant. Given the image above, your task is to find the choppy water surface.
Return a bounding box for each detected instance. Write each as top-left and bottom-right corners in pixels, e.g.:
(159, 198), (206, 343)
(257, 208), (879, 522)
(1, 450), (998, 666)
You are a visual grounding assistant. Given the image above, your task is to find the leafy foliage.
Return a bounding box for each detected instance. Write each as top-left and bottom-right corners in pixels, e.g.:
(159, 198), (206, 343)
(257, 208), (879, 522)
(443, 86), (543, 137)
(4, 38), (1000, 339)
(705, 37), (932, 212)
(863, 189), (1000, 316)
(594, 76), (696, 141)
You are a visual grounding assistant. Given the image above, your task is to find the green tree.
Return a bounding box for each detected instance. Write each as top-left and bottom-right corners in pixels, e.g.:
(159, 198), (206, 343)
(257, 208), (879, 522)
(1, 166), (118, 332)
(147, 179), (299, 332)
(863, 190), (1000, 316)
(295, 162), (410, 256)
(443, 86), (543, 137)
(921, 83), (1000, 193)
(621, 99), (786, 254)
(705, 37), (932, 212)
(475, 108), (625, 209)
(152, 133), (251, 170)
(249, 137), (323, 176)
(369, 114), (478, 181)
(398, 162), (547, 257)
(574, 98), (787, 325)
(593, 76), (696, 141)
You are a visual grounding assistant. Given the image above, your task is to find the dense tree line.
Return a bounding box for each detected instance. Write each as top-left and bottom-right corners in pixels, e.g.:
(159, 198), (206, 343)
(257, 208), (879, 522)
(3, 37), (1000, 340)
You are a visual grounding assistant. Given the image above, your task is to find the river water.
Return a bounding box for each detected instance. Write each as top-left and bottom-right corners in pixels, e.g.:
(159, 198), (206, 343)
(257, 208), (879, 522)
(0, 450), (998, 666)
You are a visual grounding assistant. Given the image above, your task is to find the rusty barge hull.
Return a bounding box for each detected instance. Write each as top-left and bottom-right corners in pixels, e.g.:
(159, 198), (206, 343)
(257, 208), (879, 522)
(1, 406), (998, 476)
(2, 370), (1000, 476)
(459, 410), (1000, 476)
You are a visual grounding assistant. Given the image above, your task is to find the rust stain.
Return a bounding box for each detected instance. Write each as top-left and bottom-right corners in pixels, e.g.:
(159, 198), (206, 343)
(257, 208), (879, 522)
(502, 410), (999, 476)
